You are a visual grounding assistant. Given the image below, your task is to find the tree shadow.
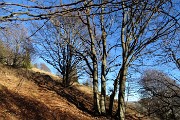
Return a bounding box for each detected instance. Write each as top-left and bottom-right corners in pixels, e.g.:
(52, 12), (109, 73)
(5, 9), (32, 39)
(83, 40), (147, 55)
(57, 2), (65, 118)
(29, 72), (94, 115)
(0, 86), (83, 120)
(18, 68), (94, 115)
(0, 88), (54, 120)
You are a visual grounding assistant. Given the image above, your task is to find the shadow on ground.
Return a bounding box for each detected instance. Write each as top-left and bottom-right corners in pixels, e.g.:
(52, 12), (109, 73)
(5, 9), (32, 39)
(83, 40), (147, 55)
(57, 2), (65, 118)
(0, 84), (81, 120)
(29, 72), (94, 115)
(0, 86), (53, 119)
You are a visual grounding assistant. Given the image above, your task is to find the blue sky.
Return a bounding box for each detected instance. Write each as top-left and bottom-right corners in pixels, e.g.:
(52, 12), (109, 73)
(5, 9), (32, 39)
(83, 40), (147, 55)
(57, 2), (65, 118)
(1, 0), (179, 102)
(31, 0), (179, 101)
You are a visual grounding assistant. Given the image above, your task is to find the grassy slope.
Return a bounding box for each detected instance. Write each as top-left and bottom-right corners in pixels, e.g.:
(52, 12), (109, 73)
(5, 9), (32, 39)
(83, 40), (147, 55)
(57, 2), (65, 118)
(0, 64), (151, 120)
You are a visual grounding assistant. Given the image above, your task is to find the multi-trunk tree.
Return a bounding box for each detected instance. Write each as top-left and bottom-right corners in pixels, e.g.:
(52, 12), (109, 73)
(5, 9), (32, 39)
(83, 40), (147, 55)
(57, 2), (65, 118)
(110, 0), (179, 119)
(33, 14), (84, 87)
(0, 0), (179, 119)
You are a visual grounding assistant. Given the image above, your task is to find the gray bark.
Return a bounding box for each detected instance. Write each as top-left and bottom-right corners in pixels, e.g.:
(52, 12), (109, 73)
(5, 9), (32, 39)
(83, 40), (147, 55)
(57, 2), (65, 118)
(100, 0), (107, 114)
(117, 67), (127, 120)
(117, 2), (127, 118)
(86, 6), (101, 114)
(108, 70), (120, 115)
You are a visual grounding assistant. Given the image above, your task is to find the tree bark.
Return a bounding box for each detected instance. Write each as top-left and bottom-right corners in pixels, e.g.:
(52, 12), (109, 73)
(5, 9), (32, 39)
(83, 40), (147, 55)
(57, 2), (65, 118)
(93, 60), (101, 114)
(116, 1), (127, 118)
(116, 67), (127, 120)
(100, 0), (107, 114)
(86, 5), (101, 114)
(91, 38), (101, 114)
(108, 70), (120, 115)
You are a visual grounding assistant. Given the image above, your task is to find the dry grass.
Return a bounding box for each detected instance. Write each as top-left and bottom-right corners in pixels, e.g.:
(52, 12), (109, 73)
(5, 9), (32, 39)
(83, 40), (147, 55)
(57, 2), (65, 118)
(0, 64), (100, 120)
(31, 67), (61, 81)
(0, 64), (152, 120)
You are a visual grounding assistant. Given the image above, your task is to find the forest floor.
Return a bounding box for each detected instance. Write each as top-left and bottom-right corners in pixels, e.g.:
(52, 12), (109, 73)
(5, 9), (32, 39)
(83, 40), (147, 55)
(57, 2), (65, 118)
(0, 64), (151, 120)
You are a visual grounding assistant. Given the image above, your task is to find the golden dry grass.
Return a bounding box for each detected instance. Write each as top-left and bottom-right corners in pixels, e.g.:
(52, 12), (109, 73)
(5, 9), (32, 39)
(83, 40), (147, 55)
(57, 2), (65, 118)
(0, 64), (152, 120)
(31, 67), (61, 81)
(0, 64), (101, 120)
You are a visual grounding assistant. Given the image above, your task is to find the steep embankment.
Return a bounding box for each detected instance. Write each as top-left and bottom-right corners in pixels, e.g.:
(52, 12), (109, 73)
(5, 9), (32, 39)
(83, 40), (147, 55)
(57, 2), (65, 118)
(0, 64), (151, 120)
(0, 64), (103, 120)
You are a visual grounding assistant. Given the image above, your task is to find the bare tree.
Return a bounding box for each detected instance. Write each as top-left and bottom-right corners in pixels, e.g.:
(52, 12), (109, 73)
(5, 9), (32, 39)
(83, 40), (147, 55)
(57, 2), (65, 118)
(0, 23), (34, 68)
(84, 1), (101, 114)
(33, 13), (85, 87)
(139, 70), (180, 120)
(162, 33), (180, 71)
(78, 1), (122, 115)
(0, 0), (179, 119)
(110, 0), (180, 119)
(99, 0), (107, 114)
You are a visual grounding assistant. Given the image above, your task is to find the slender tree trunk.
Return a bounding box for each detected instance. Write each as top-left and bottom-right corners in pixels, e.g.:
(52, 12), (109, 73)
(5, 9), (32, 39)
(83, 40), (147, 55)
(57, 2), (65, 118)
(86, 7), (101, 114)
(62, 47), (66, 87)
(108, 70), (120, 115)
(63, 73), (66, 87)
(93, 60), (101, 114)
(116, 66), (127, 120)
(91, 38), (100, 114)
(66, 44), (69, 87)
(116, 1), (127, 118)
(100, 0), (106, 114)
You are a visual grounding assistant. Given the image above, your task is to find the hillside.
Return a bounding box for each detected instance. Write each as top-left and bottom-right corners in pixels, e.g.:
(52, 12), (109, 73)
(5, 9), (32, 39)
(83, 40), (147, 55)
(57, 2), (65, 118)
(0, 64), (150, 120)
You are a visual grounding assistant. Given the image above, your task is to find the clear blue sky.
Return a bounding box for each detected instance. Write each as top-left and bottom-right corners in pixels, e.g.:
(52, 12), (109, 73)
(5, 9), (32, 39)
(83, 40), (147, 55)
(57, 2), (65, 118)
(2, 0), (179, 102)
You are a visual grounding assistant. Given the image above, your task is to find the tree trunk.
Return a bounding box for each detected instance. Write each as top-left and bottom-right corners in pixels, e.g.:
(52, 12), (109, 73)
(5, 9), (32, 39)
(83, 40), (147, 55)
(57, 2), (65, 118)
(101, 54), (106, 114)
(91, 37), (100, 114)
(108, 70), (120, 115)
(93, 62), (101, 114)
(86, 6), (101, 114)
(91, 29), (101, 114)
(116, 1), (128, 119)
(116, 67), (127, 120)
(100, 0), (107, 114)
(65, 44), (69, 87)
